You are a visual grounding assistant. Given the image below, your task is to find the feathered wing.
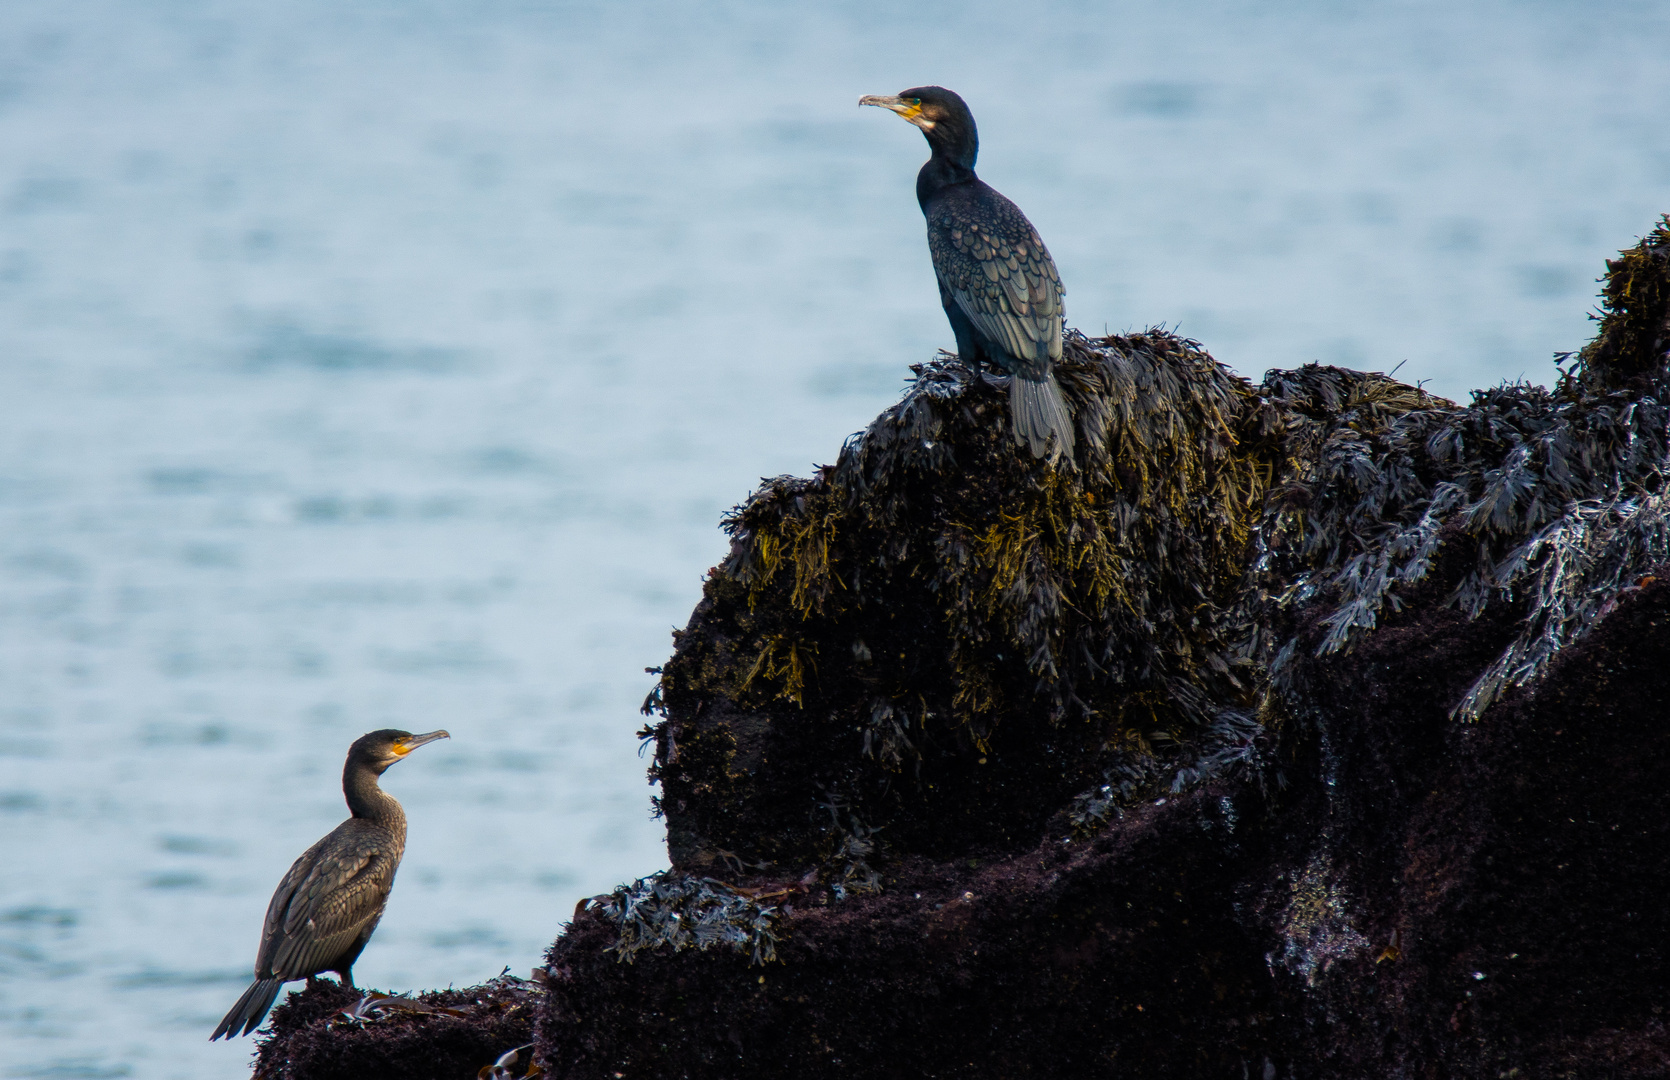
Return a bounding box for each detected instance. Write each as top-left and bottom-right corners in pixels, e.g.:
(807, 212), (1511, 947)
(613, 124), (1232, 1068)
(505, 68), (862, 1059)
(261, 827), (392, 981)
(927, 184), (1074, 459)
(212, 824), (395, 1040)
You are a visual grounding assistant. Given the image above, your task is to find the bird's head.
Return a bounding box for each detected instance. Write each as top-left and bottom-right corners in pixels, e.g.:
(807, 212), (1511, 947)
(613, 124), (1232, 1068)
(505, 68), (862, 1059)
(350, 728), (451, 773)
(860, 85), (978, 168)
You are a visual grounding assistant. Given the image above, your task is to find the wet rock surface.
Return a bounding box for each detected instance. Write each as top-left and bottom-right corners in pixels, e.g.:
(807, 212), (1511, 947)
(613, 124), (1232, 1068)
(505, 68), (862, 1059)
(256, 220), (1670, 1078)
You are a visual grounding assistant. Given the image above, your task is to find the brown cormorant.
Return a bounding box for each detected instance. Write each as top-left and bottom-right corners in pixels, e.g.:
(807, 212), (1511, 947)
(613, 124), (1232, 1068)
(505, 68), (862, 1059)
(861, 86), (1075, 461)
(210, 728), (449, 1040)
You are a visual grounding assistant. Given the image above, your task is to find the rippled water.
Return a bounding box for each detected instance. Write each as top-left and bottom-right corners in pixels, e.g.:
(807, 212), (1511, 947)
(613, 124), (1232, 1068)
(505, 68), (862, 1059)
(2, 1), (1667, 1076)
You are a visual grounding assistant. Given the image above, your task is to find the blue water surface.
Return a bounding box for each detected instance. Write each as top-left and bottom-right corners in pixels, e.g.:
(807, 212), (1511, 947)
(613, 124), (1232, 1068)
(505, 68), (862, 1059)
(2, 1), (1668, 1076)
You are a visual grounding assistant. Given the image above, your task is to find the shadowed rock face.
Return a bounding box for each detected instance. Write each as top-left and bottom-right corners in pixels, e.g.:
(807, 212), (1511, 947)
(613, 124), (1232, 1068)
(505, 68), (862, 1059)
(254, 219), (1670, 1080)
(1273, 558), (1670, 1076)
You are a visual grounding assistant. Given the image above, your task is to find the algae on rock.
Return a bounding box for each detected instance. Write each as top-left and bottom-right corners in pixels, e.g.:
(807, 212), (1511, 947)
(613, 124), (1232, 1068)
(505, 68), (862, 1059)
(647, 330), (1294, 874)
(1268, 217), (1670, 719)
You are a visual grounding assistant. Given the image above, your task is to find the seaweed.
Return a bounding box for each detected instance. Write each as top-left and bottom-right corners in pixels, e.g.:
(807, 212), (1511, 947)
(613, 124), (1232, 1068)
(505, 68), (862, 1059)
(1565, 214), (1670, 394)
(586, 872), (783, 966)
(1267, 850), (1371, 988)
(1264, 221), (1670, 718)
(647, 219), (1670, 904)
(648, 330), (1307, 874)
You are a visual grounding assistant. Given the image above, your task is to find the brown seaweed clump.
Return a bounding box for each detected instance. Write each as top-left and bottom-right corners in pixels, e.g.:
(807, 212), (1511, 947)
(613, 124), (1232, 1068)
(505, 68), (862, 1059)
(1566, 213), (1670, 394)
(644, 328), (1457, 882)
(648, 332), (1272, 877)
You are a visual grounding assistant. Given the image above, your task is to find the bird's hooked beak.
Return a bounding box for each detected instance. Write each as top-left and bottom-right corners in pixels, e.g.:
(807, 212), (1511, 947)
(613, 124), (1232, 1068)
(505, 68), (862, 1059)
(391, 730), (450, 757)
(860, 94), (935, 131)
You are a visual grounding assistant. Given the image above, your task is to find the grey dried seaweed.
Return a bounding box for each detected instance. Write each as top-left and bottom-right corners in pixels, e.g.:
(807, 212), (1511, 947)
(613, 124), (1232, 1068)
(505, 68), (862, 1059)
(590, 872), (781, 966)
(1264, 220), (1670, 720)
(1262, 372), (1670, 719)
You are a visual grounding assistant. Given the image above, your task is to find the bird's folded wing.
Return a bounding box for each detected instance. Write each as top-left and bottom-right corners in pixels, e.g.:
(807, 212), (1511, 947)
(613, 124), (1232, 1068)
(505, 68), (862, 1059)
(253, 834), (334, 974)
(255, 830), (389, 979)
(928, 208), (1064, 373)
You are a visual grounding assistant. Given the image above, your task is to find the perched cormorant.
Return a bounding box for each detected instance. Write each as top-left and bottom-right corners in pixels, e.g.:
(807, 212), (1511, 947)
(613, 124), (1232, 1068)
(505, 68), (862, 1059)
(861, 86), (1075, 460)
(210, 728), (449, 1040)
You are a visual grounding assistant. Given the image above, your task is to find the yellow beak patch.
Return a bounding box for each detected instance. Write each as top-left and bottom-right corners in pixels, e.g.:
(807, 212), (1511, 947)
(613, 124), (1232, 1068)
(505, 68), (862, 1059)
(859, 95), (934, 131)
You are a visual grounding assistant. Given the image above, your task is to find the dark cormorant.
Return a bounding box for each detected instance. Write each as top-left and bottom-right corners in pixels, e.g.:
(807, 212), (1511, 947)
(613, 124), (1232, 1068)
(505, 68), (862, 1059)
(861, 86), (1075, 461)
(210, 728), (449, 1040)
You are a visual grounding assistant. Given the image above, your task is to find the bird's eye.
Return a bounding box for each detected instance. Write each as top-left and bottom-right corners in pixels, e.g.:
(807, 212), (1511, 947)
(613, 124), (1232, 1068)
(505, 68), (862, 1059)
(908, 98), (922, 107)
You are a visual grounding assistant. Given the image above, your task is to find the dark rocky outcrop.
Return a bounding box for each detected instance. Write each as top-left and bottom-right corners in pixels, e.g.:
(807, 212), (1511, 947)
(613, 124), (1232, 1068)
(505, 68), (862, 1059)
(247, 976), (537, 1079)
(536, 573), (1670, 1078)
(253, 219), (1670, 1079)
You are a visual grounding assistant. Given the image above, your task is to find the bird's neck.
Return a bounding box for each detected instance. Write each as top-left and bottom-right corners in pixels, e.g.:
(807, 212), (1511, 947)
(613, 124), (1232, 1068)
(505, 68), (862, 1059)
(343, 762), (404, 825)
(916, 155), (977, 209)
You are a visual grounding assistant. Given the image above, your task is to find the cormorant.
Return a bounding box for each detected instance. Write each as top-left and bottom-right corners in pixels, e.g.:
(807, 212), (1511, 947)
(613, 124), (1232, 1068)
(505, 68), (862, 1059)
(210, 728), (450, 1040)
(861, 86), (1075, 461)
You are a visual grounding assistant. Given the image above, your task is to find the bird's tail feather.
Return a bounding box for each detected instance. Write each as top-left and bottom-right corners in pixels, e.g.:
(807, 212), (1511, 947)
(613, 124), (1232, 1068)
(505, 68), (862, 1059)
(211, 977), (285, 1040)
(1010, 371), (1076, 462)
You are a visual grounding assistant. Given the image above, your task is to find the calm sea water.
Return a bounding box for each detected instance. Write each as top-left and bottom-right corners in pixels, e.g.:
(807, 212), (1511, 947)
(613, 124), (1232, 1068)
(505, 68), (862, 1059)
(2, 1), (1667, 1076)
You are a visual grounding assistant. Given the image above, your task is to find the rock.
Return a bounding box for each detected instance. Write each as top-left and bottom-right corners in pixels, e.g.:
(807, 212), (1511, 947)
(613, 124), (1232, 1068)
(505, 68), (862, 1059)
(255, 218), (1670, 1079)
(249, 975), (538, 1079)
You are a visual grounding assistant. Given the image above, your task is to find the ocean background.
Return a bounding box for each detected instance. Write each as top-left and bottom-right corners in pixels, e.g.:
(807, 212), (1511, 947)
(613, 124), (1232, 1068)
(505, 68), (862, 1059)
(1, 1), (1667, 1075)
